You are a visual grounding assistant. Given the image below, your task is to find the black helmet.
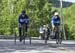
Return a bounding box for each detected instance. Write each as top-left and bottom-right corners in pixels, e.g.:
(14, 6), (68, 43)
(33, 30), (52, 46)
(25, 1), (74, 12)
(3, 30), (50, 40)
(22, 10), (26, 14)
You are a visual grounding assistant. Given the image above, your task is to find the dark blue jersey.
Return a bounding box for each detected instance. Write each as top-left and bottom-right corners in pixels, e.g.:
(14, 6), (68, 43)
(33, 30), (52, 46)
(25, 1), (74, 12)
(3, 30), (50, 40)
(51, 16), (60, 26)
(18, 14), (29, 25)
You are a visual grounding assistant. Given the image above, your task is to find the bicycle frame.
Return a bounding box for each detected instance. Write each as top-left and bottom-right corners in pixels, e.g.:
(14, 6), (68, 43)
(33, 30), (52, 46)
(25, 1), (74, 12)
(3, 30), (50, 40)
(21, 24), (31, 44)
(43, 28), (49, 44)
(21, 24), (26, 36)
(21, 24), (27, 44)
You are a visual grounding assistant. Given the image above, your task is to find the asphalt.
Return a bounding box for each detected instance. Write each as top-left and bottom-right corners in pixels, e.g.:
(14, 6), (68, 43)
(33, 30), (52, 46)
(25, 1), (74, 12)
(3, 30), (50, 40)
(0, 39), (75, 53)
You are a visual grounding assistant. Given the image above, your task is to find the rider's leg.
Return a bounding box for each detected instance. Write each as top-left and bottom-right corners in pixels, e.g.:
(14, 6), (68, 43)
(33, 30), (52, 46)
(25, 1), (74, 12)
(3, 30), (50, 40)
(19, 27), (22, 42)
(52, 24), (55, 35)
(24, 24), (28, 38)
(25, 24), (28, 32)
(57, 26), (61, 37)
(19, 24), (23, 42)
(57, 26), (60, 32)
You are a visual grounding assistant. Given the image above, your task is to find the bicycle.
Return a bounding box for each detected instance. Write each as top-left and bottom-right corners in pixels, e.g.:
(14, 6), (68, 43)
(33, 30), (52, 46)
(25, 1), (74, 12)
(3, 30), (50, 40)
(43, 28), (50, 44)
(55, 26), (62, 44)
(20, 24), (31, 44)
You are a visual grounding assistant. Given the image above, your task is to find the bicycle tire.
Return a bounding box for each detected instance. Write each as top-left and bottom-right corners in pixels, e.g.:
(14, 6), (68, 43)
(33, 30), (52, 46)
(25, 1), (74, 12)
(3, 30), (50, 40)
(56, 31), (59, 44)
(56, 31), (62, 44)
(14, 32), (17, 45)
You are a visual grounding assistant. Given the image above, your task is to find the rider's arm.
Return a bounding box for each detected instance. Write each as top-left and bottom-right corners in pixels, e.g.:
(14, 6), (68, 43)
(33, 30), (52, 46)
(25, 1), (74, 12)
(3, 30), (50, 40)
(51, 16), (55, 25)
(18, 15), (24, 27)
(24, 15), (29, 24)
(51, 16), (55, 28)
(18, 15), (24, 24)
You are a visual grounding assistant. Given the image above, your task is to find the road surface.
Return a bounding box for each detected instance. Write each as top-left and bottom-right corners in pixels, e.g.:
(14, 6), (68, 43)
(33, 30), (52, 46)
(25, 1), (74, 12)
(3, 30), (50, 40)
(0, 39), (75, 53)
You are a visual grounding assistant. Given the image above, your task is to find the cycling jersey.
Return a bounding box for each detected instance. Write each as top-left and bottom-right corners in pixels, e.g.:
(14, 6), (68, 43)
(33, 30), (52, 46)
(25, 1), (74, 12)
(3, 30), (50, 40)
(18, 14), (29, 27)
(51, 16), (60, 26)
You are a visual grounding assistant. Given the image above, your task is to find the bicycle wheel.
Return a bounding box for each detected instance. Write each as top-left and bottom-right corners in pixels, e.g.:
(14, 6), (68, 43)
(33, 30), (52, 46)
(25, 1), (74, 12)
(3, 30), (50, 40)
(56, 31), (62, 44)
(14, 32), (17, 45)
(56, 31), (59, 44)
(23, 30), (26, 45)
(29, 36), (31, 44)
(59, 31), (62, 44)
(44, 32), (48, 44)
(45, 35), (47, 44)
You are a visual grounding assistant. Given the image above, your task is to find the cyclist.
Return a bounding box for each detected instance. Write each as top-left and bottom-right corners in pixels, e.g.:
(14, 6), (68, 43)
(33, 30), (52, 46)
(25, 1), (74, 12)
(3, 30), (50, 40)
(18, 10), (29, 42)
(39, 26), (44, 39)
(51, 12), (60, 37)
(43, 25), (48, 40)
(46, 24), (50, 40)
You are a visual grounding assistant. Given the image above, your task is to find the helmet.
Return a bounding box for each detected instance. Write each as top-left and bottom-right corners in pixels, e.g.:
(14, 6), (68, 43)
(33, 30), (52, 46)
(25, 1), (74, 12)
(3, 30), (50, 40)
(54, 12), (59, 15)
(46, 24), (49, 27)
(22, 10), (26, 14)
(43, 25), (46, 28)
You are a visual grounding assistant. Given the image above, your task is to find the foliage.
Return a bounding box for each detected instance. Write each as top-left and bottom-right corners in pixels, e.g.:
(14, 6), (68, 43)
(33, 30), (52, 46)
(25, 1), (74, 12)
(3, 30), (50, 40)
(63, 4), (75, 39)
(0, 0), (52, 37)
(0, 0), (75, 40)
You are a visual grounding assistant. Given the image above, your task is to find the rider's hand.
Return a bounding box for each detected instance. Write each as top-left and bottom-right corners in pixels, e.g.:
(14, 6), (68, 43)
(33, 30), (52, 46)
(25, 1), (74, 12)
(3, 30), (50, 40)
(20, 19), (24, 22)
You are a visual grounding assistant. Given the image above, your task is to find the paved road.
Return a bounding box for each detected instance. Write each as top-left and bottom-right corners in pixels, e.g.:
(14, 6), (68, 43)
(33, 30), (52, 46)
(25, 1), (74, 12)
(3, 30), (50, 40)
(0, 39), (75, 53)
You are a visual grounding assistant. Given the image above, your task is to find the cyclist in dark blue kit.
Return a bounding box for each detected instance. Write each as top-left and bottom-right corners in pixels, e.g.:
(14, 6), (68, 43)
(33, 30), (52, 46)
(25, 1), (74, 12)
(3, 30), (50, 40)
(51, 12), (60, 36)
(18, 10), (29, 42)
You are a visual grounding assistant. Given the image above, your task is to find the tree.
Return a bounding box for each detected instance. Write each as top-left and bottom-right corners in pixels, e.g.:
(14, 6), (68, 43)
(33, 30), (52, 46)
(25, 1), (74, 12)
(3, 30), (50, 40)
(0, 0), (52, 37)
(63, 4), (75, 39)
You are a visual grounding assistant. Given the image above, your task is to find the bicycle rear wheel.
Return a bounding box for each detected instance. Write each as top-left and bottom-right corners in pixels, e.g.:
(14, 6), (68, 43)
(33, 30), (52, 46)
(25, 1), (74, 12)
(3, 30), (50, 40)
(45, 36), (47, 44)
